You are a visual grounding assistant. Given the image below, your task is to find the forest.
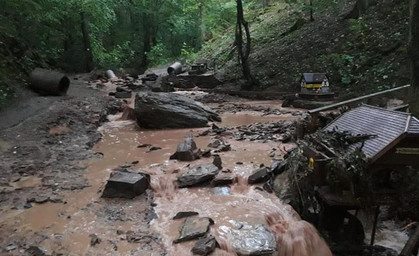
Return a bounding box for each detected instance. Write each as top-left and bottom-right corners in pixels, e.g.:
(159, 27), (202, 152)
(1, 0), (419, 256)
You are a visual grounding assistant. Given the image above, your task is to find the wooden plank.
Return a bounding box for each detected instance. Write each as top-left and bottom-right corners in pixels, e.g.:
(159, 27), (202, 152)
(400, 225), (419, 256)
(308, 84), (411, 115)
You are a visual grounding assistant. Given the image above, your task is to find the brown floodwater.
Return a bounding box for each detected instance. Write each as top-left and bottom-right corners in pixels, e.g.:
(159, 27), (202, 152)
(0, 101), (334, 256)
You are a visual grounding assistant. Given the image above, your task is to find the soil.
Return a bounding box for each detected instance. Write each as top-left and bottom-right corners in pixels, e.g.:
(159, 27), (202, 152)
(0, 75), (409, 256)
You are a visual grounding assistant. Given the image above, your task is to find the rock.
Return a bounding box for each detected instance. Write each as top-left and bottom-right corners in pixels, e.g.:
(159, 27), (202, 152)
(208, 140), (222, 148)
(263, 180), (273, 193)
(270, 160), (286, 175)
(174, 217), (212, 243)
(191, 237), (217, 255)
(173, 211), (199, 220)
(211, 187), (230, 195)
(115, 91), (132, 98)
(170, 137), (201, 161)
(5, 244), (17, 251)
(212, 155), (222, 170)
(217, 144), (231, 152)
(177, 164), (219, 188)
(126, 231), (158, 243)
(229, 224), (276, 256)
(212, 176), (234, 186)
(90, 234), (101, 246)
(272, 172), (292, 202)
(27, 196), (49, 204)
(201, 149), (211, 158)
(137, 143), (152, 148)
(102, 171), (149, 199)
(26, 245), (46, 256)
(135, 92), (221, 129)
(35, 196), (49, 204)
(116, 86), (130, 92)
(147, 146), (162, 152)
(150, 76), (174, 92)
(248, 167), (271, 184)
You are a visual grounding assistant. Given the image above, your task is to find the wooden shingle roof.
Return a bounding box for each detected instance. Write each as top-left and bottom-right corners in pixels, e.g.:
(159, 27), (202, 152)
(323, 104), (419, 161)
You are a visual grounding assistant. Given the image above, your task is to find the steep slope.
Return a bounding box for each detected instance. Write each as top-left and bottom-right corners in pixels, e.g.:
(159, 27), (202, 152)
(202, 0), (410, 96)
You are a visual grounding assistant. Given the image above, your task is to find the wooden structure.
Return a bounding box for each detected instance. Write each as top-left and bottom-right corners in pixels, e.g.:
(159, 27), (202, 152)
(299, 73), (334, 99)
(323, 104), (419, 168)
(400, 225), (419, 256)
(313, 104), (419, 252)
(308, 84), (411, 131)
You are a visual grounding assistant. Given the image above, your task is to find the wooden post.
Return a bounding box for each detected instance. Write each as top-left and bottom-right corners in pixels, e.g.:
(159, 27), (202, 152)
(310, 113), (319, 132)
(370, 206), (380, 256)
(400, 225), (419, 256)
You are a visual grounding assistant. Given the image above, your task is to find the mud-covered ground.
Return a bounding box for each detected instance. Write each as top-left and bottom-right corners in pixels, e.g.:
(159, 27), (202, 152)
(0, 76), (410, 256)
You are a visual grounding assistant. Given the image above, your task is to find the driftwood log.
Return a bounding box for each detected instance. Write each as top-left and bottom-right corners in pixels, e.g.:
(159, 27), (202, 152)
(29, 68), (70, 96)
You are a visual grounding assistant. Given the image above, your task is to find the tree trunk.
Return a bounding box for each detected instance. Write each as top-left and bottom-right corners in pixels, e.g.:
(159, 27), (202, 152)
(236, 0), (257, 89)
(409, 0), (419, 117)
(81, 12), (94, 72)
(142, 14), (152, 66)
(310, 0), (314, 21)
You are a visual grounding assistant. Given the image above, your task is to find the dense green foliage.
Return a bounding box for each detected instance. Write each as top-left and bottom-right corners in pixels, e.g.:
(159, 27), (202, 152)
(0, 0), (247, 74)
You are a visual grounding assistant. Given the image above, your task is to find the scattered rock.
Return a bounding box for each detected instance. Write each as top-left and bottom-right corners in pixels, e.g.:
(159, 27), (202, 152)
(170, 136), (201, 161)
(248, 167), (271, 184)
(208, 140), (222, 148)
(212, 155), (222, 170)
(212, 176), (235, 186)
(135, 92), (221, 129)
(27, 196), (49, 204)
(5, 244), (17, 251)
(173, 211), (199, 220)
(229, 224), (276, 256)
(26, 245), (46, 256)
(102, 171), (149, 199)
(263, 180), (273, 193)
(114, 91), (132, 99)
(191, 236), (217, 255)
(270, 159), (286, 175)
(174, 217), (213, 243)
(217, 144), (231, 152)
(177, 164), (219, 188)
(147, 146), (162, 152)
(137, 144), (152, 148)
(126, 231), (157, 243)
(90, 234), (101, 246)
(211, 187), (230, 195)
(201, 149), (212, 158)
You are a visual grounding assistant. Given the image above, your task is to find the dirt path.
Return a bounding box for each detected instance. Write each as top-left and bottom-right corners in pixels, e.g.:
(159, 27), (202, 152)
(0, 74), (129, 255)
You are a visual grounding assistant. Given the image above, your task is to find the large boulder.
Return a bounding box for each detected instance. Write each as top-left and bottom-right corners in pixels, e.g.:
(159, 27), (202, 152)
(135, 92), (221, 129)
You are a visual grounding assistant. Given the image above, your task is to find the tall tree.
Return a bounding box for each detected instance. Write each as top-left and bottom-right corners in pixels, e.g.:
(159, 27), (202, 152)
(409, 0), (419, 117)
(81, 11), (94, 72)
(235, 0), (256, 89)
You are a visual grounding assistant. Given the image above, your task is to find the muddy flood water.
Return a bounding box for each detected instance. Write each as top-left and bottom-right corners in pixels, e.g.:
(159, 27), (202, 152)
(0, 99), (408, 255)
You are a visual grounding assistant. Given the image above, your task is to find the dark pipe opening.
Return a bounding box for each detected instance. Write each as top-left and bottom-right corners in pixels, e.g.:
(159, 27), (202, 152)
(167, 67), (175, 75)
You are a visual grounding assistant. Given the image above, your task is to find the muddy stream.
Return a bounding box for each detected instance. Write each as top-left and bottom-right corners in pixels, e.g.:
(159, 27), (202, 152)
(0, 99), (408, 255)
